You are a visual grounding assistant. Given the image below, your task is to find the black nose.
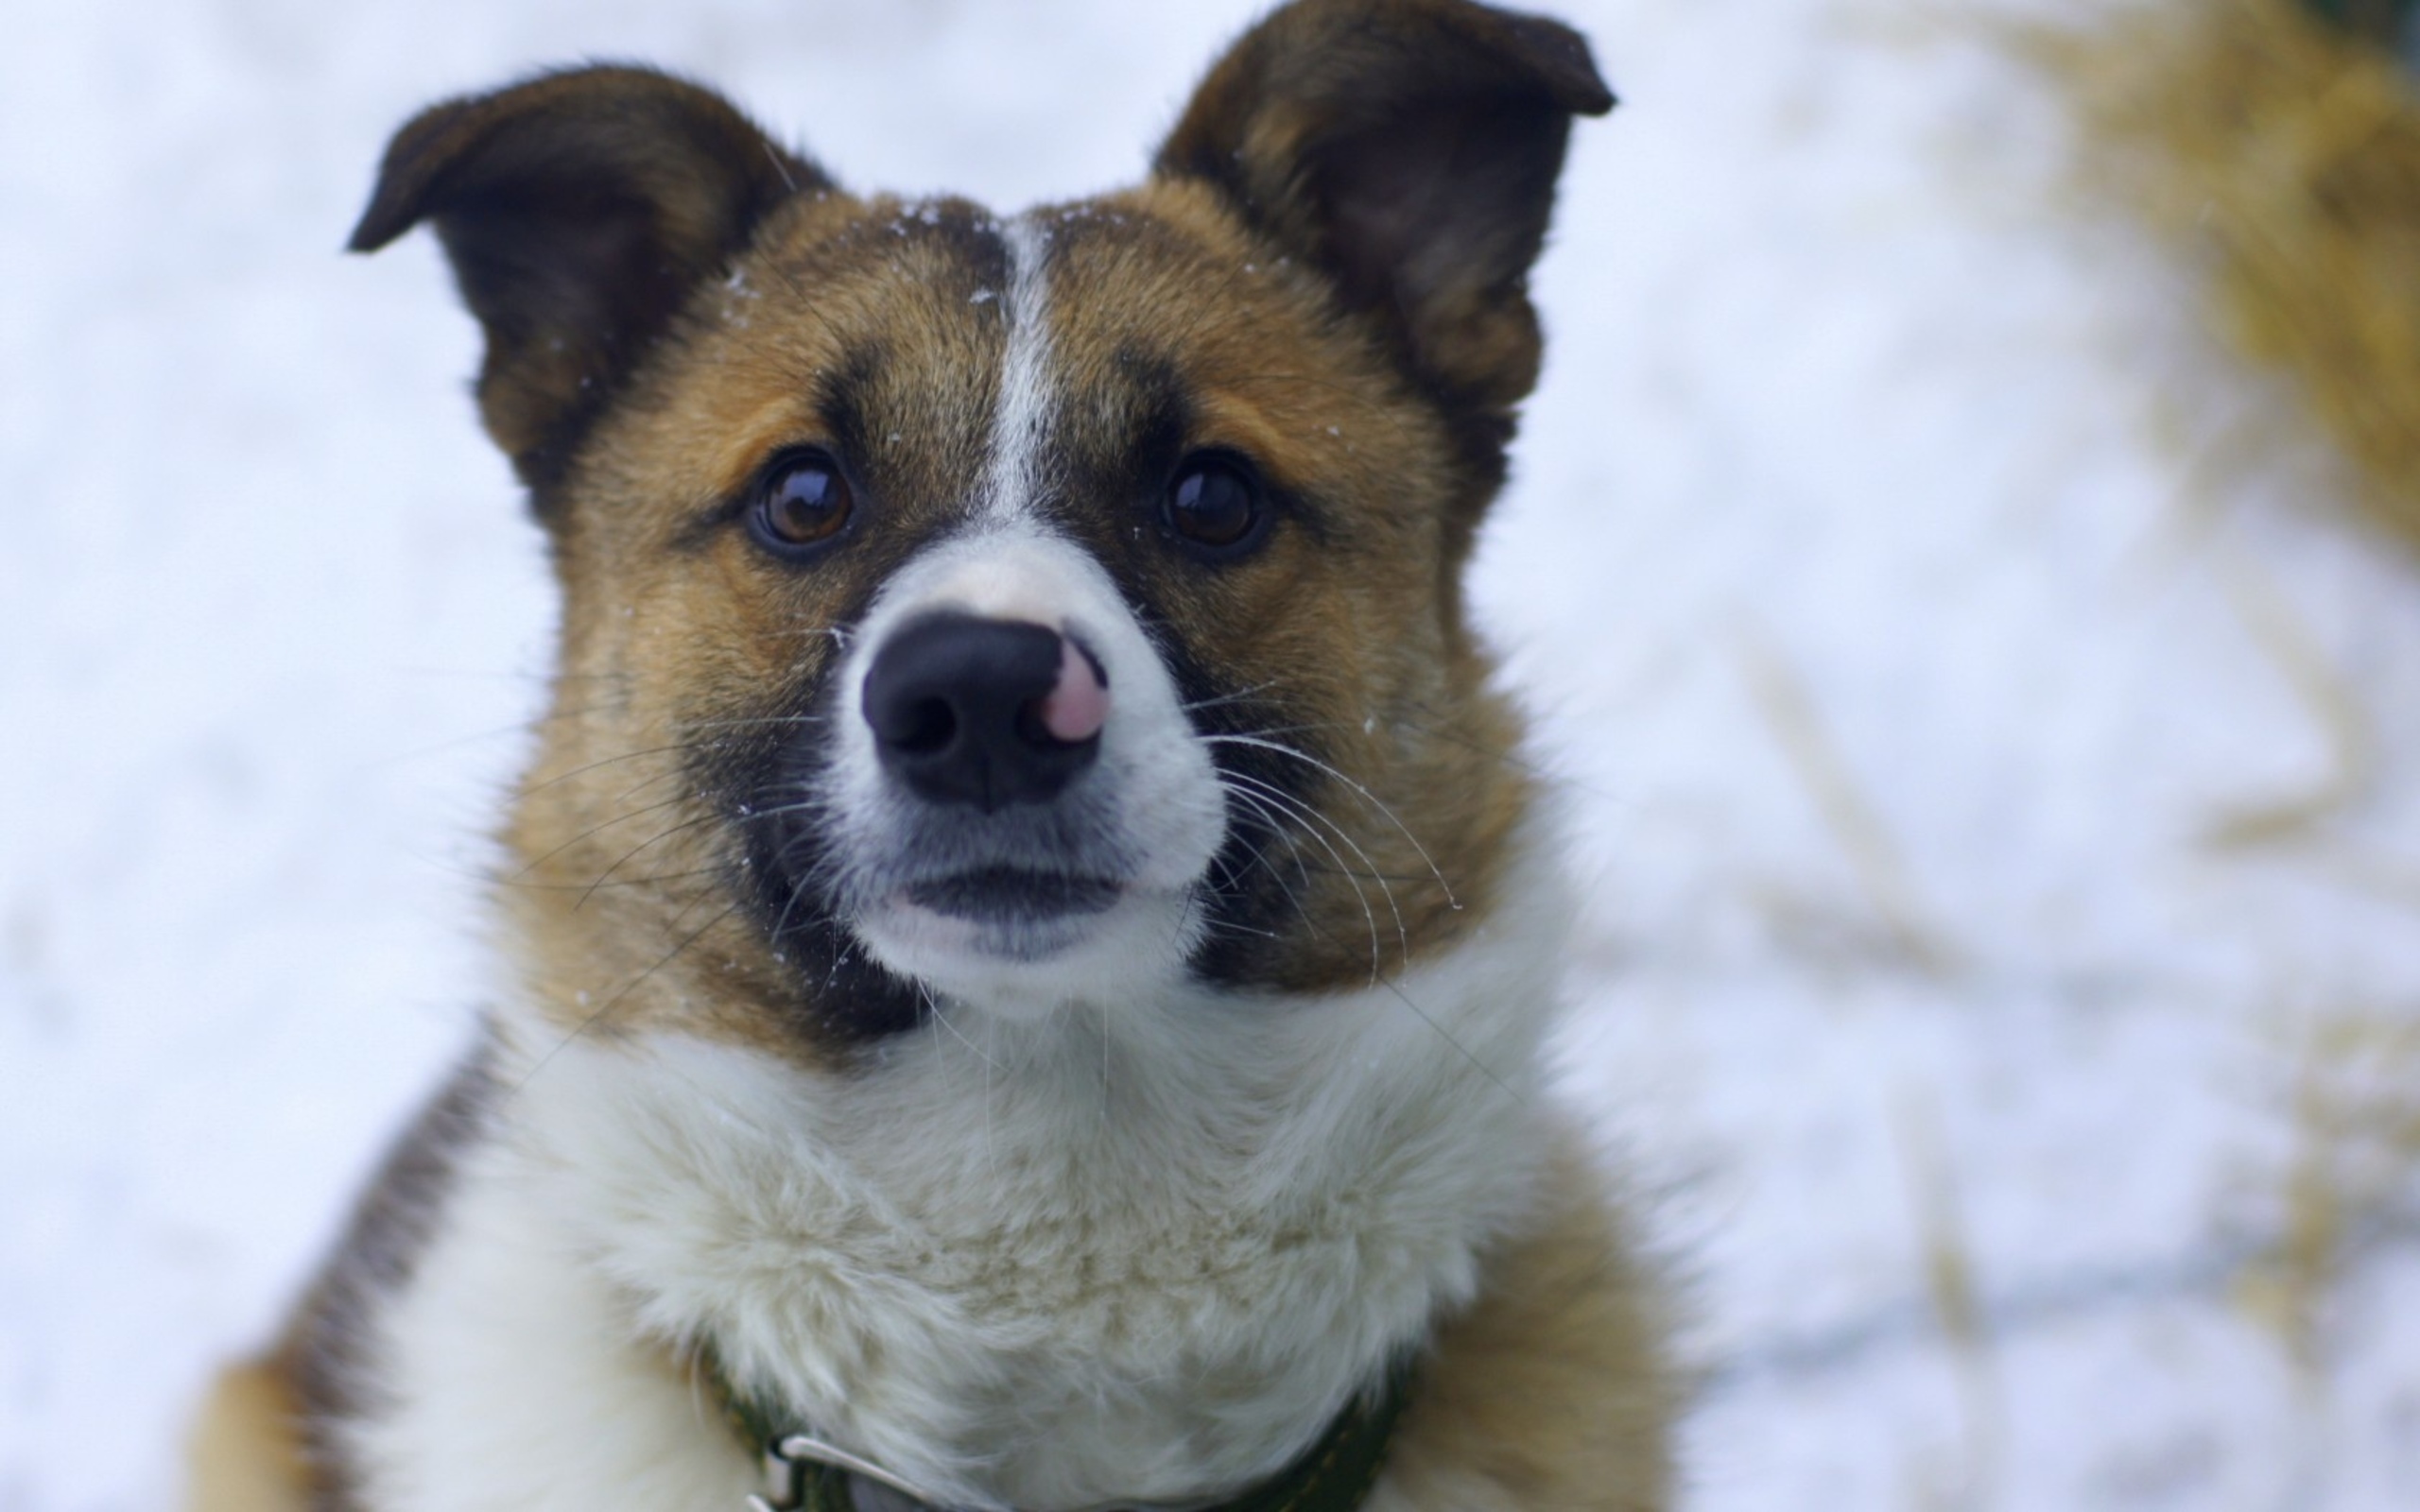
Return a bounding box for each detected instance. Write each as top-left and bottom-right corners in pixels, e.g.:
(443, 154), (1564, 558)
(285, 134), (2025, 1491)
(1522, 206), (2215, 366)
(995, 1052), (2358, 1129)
(860, 612), (1098, 812)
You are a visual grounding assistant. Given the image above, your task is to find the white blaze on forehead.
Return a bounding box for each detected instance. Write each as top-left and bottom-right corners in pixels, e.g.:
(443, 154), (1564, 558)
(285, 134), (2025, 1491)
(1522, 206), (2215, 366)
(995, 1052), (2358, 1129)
(981, 213), (1055, 524)
(812, 214), (1232, 1008)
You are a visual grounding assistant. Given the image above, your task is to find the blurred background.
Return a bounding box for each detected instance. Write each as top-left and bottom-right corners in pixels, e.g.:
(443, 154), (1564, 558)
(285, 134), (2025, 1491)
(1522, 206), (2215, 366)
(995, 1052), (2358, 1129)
(7, 0), (2420, 1507)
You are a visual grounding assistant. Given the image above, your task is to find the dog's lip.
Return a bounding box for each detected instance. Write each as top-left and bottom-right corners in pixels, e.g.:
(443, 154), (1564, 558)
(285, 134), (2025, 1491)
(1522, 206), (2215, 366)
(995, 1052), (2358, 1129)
(898, 868), (1126, 925)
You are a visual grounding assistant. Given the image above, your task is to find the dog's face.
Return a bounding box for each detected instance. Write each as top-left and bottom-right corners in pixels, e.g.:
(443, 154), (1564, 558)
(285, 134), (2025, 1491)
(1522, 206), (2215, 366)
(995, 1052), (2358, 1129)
(354, 0), (1611, 1057)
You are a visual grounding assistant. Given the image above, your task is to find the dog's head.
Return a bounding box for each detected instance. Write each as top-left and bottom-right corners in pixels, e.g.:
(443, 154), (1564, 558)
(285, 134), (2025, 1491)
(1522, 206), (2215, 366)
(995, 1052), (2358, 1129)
(355, 0), (1611, 1055)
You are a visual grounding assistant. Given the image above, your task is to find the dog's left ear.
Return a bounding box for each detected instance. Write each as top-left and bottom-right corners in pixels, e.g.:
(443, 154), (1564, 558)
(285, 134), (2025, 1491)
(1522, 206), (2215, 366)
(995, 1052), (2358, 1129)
(1157, 0), (1612, 422)
(349, 66), (825, 494)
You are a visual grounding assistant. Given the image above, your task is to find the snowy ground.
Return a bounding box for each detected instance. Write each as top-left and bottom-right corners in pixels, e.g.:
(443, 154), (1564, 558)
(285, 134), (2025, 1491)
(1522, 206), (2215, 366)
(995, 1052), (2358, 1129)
(8, 2), (2420, 1509)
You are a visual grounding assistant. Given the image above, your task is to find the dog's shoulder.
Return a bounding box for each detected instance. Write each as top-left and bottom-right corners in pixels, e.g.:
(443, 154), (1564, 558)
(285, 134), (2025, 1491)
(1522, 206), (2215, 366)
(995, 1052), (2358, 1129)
(1384, 1138), (1675, 1510)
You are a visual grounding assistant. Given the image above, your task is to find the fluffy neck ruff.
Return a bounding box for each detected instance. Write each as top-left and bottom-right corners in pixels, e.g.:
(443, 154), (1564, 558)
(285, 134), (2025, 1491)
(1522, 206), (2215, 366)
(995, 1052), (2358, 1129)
(496, 840), (1571, 1512)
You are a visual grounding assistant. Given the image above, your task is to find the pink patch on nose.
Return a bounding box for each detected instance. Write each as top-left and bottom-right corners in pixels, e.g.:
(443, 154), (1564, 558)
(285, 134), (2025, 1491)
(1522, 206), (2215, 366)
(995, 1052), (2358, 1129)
(1037, 638), (1109, 744)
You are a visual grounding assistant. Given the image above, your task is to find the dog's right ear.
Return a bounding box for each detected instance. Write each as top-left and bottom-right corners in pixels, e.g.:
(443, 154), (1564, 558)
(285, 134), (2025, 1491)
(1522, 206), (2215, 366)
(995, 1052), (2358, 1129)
(350, 66), (825, 493)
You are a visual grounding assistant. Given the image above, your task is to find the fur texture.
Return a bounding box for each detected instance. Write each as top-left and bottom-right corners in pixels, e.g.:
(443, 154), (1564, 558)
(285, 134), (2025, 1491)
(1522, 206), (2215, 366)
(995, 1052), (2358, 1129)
(188, 4), (1668, 1509)
(355, 837), (1578, 1511)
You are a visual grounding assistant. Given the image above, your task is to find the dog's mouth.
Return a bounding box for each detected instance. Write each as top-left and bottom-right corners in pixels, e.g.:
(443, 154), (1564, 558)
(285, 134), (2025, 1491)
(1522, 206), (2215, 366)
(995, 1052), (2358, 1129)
(865, 863), (1156, 975)
(902, 868), (1124, 926)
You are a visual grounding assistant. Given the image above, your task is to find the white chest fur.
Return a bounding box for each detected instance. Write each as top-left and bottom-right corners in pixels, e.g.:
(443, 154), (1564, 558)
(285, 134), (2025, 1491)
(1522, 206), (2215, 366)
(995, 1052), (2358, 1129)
(353, 851), (1570, 1512)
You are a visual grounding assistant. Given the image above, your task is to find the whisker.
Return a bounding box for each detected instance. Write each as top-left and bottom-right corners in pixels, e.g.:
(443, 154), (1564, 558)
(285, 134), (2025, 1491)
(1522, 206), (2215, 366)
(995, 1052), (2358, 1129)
(1225, 770), (1403, 979)
(771, 828), (834, 954)
(1180, 678), (1287, 714)
(511, 791), (698, 884)
(495, 865), (726, 894)
(1212, 785), (1327, 943)
(517, 743), (698, 802)
(512, 900), (741, 1094)
(368, 697), (628, 772)
(1394, 699), (1635, 813)
(575, 810), (733, 908)
(1221, 775), (1387, 977)
(1214, 784), (1317, 892)
(925, 988), (999, 1072)
(1376, 976), (1523, 1105)
(1291, 862), (1445, 885)
(665, 712), (832, 733)
(1203, 732), (1459, 911)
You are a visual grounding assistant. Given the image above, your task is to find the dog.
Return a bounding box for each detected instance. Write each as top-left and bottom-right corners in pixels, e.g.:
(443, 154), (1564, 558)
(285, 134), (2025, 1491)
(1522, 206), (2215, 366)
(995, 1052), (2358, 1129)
(185, 2), (1670, 1507)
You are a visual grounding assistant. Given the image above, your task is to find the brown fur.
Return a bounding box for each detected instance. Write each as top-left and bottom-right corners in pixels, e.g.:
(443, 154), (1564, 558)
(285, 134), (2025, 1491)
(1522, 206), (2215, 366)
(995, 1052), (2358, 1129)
(1388, 1143), (1675, 1509)
(477, 151), (1569, 1055)
(349, 67), (823, 490)
(206, 4), (1667, 1506)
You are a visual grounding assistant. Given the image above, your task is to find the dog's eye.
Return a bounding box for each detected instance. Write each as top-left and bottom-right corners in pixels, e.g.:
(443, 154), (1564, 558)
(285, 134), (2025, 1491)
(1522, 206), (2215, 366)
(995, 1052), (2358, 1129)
(749, 452), (854, 555)
(1164, 455), (1268, 558)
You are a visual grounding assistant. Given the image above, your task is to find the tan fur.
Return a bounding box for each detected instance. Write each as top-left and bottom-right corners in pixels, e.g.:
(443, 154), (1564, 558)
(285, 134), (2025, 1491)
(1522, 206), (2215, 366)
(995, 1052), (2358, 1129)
(1387, 1142), (1674, 1510)
(214, 7), (1669, 1507)
(185, 1358), (309, 1512)
(494, 193), (1024, 1061)
(498, 171), (1540, 1051)
(1055, 179), (1536, 978)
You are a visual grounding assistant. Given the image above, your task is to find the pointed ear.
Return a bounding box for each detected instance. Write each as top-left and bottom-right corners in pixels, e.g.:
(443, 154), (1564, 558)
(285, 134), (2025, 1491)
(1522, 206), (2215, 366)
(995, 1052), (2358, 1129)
(1156, 0), (1611, 418)
(350, 66), (827, 492)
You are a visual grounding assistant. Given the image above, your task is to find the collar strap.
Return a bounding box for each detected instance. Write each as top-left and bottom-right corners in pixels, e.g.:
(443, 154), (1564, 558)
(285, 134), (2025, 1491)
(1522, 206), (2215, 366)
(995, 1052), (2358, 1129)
(710, 1357), (1415, 1512)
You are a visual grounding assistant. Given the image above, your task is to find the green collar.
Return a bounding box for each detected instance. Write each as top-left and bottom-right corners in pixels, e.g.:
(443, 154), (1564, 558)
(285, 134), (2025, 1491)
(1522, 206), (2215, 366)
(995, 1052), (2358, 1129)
(711, 1356), (1414, 1512)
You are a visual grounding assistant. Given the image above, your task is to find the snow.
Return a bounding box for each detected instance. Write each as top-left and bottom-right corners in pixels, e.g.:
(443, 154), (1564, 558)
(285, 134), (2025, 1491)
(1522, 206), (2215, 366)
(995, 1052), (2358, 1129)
(7, 2), (2420, 1509)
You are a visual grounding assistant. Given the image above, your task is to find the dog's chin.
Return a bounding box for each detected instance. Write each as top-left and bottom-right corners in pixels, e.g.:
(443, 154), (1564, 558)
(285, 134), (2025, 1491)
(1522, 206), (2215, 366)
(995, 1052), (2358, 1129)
(852, 876), (1199, 1018)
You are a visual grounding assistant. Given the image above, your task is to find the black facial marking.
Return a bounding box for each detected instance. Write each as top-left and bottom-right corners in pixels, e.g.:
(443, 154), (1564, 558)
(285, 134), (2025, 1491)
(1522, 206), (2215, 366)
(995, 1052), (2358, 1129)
(690, 524), (974, 1044)
(682, 196), (1370, 1025)
(1112, 347), (1193, 472)
(1132, 605), (1333, 989)
(662, 213), (1033, 1048)
(818, 338), (887, 475)
(719, 684), (930, 1043)
(1013, 312), (1344, 988)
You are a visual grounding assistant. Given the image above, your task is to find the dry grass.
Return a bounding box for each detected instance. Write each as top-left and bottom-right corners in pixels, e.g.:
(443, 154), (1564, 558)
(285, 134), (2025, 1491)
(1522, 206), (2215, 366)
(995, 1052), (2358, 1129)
(2203, 544), (2376, 848)
(1733, 627), (1961, 976)
(2235, 1009), (2420, 1373)
(1893, 1091), (2002, 1511)
(2030, 0), (2420, 554)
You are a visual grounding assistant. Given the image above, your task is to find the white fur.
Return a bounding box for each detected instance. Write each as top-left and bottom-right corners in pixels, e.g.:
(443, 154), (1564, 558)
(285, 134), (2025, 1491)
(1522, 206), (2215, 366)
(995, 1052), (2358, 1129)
(815, 204), (1228, 1016)
(351, 833), (1572, 1512)
(822, 524), (1229, 1015)
(348, 200), (1567, 1512)
(979, 214), (1054, 526)
(348, 1137), (762, 1512)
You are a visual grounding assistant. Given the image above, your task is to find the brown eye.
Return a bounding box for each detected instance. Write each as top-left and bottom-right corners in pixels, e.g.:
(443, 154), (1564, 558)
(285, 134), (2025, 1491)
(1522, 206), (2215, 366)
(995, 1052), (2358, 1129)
(1165, 455), (1268, 558)
(749, 451), (854, 556)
